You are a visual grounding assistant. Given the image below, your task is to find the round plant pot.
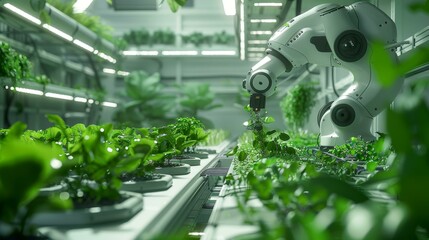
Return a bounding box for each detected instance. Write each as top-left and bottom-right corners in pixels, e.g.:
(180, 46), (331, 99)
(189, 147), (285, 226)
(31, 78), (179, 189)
(121, 174), (173, 193)
(185, 151), (209, 159)
(31, 191), (143, 226)
(154, 163), (191, 175)
(196, 147), (217, 154)
(171, 155), (201, 166)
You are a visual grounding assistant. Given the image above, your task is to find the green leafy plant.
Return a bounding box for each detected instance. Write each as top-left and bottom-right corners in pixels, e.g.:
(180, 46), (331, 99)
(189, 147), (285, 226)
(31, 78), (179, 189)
(182, 31), (235, 47)
(0, 122), (71, 239)
(123, 29), (151, 46)
(152, 29), (176, 45)
(113, 71), (175, 127)
(0, 42), (32, 85)
(167, 0), (187, 13)
(280, 82), (318, 132)
(177, 83), (222, 128)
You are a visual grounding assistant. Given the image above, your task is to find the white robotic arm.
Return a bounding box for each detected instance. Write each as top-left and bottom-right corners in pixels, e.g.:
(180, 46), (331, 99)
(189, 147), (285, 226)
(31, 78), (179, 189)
(242, 2), (404, 147)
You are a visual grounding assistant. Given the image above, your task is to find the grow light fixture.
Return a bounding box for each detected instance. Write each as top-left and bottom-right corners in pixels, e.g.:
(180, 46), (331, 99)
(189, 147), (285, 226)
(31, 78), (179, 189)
(248, 40), (268, 44)
(122, 50), (159, 56)
(250, 31), (272, 35)
(161, 51), (198, 56)
(3, 3), (42, 25)
(73, 0), (94, 13)
(72, 39), (94, 52)
(42, 24), (73, 41)
(15, 87), (44, 96)
(102, 101), (118, 108)
(74, 97), (88, 103)
(222, 0), (236, 16)
(248, 47), (266, 52)
(97, 52), (117, 64)
(250, 19), (277, 23)
(201, 50), (236, 56)
(254, 2), (283, 7)
(103, 68), (116, 74)
(248, 53), (264, 58)
(239, 1), (245, 60)
(117, 71), (130, 76)
(45, 92), (74, 101)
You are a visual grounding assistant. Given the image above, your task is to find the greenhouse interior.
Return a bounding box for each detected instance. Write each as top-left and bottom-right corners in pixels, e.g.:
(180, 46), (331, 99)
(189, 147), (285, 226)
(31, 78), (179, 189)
(0, 0), (429, 239)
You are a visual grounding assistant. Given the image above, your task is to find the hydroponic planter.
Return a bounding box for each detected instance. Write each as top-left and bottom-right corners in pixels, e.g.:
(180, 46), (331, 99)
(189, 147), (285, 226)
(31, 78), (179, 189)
(171, 156), (201, 166)
(196, 147), (217, 154)
(154, 163), (191, 175)
(31, 192), (143, 226)
(186, 151), (209, 159)
(121, 174), (173, 193)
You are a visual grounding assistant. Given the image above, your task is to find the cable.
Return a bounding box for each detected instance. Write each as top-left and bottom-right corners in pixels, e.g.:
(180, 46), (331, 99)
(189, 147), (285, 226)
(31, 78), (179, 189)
(331, 67), (340, 97)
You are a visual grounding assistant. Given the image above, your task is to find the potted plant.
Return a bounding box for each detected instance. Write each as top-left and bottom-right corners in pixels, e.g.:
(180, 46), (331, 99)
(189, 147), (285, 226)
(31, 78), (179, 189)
(177, 83), (222, 129)
(29, 115), (144, 226)
(113, 71), (175, 128)
(0, 122), (72, 239)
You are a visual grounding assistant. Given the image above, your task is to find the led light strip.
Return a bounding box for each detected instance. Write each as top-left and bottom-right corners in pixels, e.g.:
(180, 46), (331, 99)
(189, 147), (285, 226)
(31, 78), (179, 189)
(122, 50), (159, 56)
(3, 3), (116, 64)
(250, 31), (272, 35)
(201, 50), (236, 56)
(162, 50), (198, 56)
(240, 1), (245, 60)
(3, 3), (41, 25)
(250, 19), (277, 23)
(248, 40), (268, 44)
(254, 2), (282, 7)
(5, 85), (117, 107)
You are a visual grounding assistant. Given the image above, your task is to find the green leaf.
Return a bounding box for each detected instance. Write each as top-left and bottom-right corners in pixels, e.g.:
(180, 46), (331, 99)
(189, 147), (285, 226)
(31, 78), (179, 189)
(366, 161), (378, 172)
(238, 150), (247, 162)
(263, 116), (275, 124)
(279, 132), (290, 141)
(306, 175), (369, 203)
(46, 114), (67, 130)
(6, 122), (27, 139)
(387, 109), (412, 153)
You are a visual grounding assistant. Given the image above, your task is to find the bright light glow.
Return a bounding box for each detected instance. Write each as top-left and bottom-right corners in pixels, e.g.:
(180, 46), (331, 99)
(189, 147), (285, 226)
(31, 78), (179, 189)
(248, 40), (268, 44)
(103, 68), (116, 74)
(250, 19), (277, 23)
(102, 101), (118, 108)
(42, 24), (73, 41)
(72, 39), (94, 52)
(122, 50), (159, 56)
(248, 53), (264, 58)
(15, 87), (43, 96)
(98, 52), (117, 64)
(161, 51), (198, 56)
(201, 50), (236, 56)
(189, 232), (205, 236)
(250, 31), (272, 35)
(73, 0), (94, 13)
(50, 159), (63, 169)
(222, 0), (236, 15)
(240, 2), (245, 60)
(45, 92), (73, 101)
(248, 47), (266, 51)
(74, 97), (87, 103)
(3, 3), (41, 25)
(88, 99), (94, 104)
(254, 2), (283, 7)
(117, 71), (130, 76)
(346, 207), (373, 239)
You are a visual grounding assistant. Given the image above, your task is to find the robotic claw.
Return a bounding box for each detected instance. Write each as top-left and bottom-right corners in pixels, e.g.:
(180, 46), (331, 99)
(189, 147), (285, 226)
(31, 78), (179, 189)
(242, 1), (404, 147)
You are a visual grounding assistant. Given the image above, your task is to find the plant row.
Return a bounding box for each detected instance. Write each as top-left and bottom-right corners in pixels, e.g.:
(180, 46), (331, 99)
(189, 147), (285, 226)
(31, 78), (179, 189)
(122, 29), (235, 47)
(0, 115), (212, 238)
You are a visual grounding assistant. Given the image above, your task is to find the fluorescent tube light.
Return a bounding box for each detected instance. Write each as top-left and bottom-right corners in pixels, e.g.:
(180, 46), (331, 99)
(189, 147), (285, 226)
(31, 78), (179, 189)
(117, 71), (130, 76)
(254, 3), (282, 7)
(122, 50), (159, 56)
(240, 2), (245, 60)
(42, 24), (73, 41)
(248, 53), (264, 58)
(72, 39), (94, 52)
(15, 87), (43, 96)
(73, 0), (94, 13)
(222, 0), (236, 16)
(248, 47), (266, 51)
(250, 31), (272, 35)
(103, 68), (116, 74)
(250, 19), (277, 23)
(102, 102), (118, 108)
(161, 51), (198, 56)
(248, 40), (268, 44)
(74, 97), (88, 103)
(3, 3), (41, 25)
(201, 50), (236, 56)
(98, 52), (117, 63)
(45, 92), (73, 101)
